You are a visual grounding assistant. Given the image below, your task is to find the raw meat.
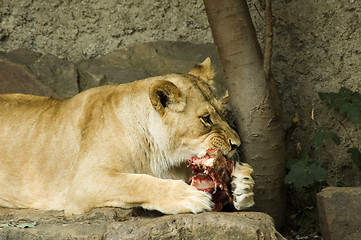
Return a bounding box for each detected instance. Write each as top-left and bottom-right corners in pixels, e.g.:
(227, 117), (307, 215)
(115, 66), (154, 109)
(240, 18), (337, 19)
(188, 149), (234, 211)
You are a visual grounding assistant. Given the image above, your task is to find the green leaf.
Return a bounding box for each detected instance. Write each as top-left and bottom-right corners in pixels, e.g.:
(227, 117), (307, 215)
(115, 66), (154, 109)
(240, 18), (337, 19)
(339, 87), (353, 99)
(285, 157), (300, 169)
(340, 103), (360, 123)
(352, 92), (361, 107)
(284, 161), (314, 188)
(311, 126), (327, 151)
(284, 154), (327, 188)
(311, 126), (340, 151)
(347, 147), (361, 171)
(319, 91), (345, 110)
(318, 92), (336, 109)
(318, 87), (361, 123)
(309, 162), (327, 182)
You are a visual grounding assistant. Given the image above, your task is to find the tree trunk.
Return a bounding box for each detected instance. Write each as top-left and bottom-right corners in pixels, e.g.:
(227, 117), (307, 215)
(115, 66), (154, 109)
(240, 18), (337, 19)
(203, 0), (285, 227)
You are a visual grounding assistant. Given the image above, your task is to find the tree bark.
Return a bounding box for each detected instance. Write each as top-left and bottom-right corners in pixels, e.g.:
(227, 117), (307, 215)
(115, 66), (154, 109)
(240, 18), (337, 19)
(203, 0), (285, 227)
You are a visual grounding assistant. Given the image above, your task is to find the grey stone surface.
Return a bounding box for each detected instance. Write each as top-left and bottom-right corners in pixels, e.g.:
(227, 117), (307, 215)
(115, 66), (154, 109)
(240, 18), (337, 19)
(0, 42), (228, 99)
(29, 54), (79, 98)
(106, 212), (285, 240)
(0, 207), (284, 240)
(76, 41), (227, 97)
(317, 186), (361, 240)
(0, 49), (78, 98)
(0, 58), (57, 97)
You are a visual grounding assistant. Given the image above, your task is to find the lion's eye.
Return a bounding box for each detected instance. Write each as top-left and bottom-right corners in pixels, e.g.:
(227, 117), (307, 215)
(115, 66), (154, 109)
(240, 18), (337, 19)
(200, 115), (213, 126)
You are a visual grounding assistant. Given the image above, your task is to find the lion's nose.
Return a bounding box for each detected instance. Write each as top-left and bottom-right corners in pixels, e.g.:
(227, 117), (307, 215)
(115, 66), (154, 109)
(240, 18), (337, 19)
(229, 139), (239, 151)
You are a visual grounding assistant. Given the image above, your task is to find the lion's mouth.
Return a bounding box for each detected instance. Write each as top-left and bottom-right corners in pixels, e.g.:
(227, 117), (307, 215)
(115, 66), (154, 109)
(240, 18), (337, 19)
(188, 149), (234, 211)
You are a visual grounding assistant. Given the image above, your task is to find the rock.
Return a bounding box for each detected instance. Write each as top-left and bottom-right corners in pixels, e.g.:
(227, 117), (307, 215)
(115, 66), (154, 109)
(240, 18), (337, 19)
(317, 186), (361, 240)
(76, 57), (149, 90)
(0, 208), (138, 240)
(1, 48), (42, 66)
(106, 212), (285, 240)
(29, 54), (79, 98)
(0, 207), (284, 240)
(0, 207), (132, 240)
(76, 41), (228, 97)
(0, 42), (228, 98)
(0, 49), (78, 98)
(77, 67), (104, 91)
(0, 59), (58, 97)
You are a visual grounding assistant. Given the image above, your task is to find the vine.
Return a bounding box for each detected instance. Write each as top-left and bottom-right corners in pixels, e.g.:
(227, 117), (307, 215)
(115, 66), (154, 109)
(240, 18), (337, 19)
(283, 86), (361, 237)
(286, 86), (361, 188)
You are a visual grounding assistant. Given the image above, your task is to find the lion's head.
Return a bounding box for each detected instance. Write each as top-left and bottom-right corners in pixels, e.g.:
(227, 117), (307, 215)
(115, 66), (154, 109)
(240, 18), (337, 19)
(147, 58), (241, 179)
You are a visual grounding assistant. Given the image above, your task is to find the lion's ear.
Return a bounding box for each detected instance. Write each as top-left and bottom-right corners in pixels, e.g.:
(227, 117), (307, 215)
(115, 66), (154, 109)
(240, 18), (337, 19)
(149, 80), (186, 116)
(189, 57), (215, 86)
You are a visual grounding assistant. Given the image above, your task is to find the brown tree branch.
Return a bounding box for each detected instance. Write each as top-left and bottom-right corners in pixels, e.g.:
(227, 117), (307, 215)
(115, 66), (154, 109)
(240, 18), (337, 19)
(203, 0), (285, 228)
(264, 0), (273, 81)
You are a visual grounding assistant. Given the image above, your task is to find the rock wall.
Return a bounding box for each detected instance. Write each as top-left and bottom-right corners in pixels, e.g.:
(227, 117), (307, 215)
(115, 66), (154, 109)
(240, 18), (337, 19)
(271, 0), (361, 186)
(1, 0), (360, 185)
(0, 0), (211, 61)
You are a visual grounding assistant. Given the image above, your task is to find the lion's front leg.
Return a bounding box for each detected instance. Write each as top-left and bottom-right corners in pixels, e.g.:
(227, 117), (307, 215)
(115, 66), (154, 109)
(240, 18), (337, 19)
(64, 172), (213, 215)
(231, 162), (255, 210)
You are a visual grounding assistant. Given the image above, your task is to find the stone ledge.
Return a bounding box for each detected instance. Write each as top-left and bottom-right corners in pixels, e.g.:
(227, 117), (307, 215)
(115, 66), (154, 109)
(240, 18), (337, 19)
(0, 207), (285, 239)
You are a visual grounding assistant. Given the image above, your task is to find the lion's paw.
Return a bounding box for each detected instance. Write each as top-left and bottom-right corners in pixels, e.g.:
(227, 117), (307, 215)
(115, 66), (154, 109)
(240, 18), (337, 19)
(144, 179), (213, 214)
(231, 163), (255, 210)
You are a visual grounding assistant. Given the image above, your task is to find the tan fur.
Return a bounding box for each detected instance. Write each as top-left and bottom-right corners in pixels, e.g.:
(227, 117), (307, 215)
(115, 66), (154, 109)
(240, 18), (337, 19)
(231, 163), (255, 210)
(0, 59), (253, 215)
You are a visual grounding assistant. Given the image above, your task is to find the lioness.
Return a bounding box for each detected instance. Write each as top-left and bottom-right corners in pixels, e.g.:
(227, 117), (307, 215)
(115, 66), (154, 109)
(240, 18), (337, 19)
(0, 58), (254, 215)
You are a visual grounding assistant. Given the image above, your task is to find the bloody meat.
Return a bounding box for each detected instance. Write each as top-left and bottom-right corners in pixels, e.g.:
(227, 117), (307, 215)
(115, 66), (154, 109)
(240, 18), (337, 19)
(188, 149), (234, 211)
